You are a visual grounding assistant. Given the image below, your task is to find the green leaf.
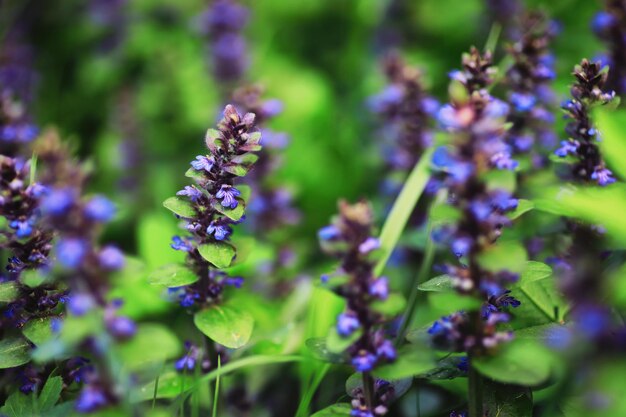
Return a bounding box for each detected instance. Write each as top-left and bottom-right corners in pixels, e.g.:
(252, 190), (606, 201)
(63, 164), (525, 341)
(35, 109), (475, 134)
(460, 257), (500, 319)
(373, 346), (434, 380)
(0, 337), (31, 369)
(483, 169), (516, 193)
(477, 240), (527, 274)
(473, 341), (553, 386)
(418, 275), (454, 292)
(417, 356), (467, 380)
(22, 317), (57, 346)
(595, 108), (626, 180)
(483, 380), (533, 417)
(185, 167), (205, 181)
(375, 148), (433, 276)
(304, 338), (348, 364)
(429, 292), (482, 316)
(517, 278), (568, 323)
(508, 199), (534, 220)
(212, 199), (245, 221)
(194, 304), (254, 348)
(163, 196), (196, 218)
(325, 326), (361, 354)
(0, 281), (19, 302)
(38, 376), (63, 411)
(115, 324), (181, 371)
(147, 264), (198, 287)
(0, 390), (32, 417)
(223, 164), (248, 176)
(371, 293), (407, 316)
(513, 261), (552, 287)
(310, 404), (352, 416)
(198, 242), (236, 269)
(20, 269), (48, 288)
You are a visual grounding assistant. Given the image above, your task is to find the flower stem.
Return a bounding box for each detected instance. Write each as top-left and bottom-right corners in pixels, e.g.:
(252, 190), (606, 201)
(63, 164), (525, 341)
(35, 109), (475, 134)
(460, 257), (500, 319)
(362, 372), (375, 411)
(468, 355), (483, 417)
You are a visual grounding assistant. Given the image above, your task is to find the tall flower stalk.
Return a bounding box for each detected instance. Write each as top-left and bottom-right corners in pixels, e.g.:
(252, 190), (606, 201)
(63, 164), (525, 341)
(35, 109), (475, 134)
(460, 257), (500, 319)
(430, 48), (521, 416)
(319, 200), (397, 417)
(554, 59), (616, 185)
(592, 0), (626, 96)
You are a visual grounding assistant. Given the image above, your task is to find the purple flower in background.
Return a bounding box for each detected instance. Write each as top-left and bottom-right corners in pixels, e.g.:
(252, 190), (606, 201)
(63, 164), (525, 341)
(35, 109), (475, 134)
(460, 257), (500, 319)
(593, 2), (626, 94)
(57, 238), (88, 269)
(84, 195), (116, 222)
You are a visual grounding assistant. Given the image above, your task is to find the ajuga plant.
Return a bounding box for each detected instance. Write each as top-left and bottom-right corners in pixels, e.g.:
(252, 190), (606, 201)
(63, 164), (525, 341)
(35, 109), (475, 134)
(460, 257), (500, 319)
(162, 104), (260, 366)
(198, 0), (249, 90)
(554, 59), (616, 186)
(33, 132), (132, 413)
(430, 48), (520, 416)
(593, 0), (626, 96)
(504, 11), (558, 164)
(369, 53), (438, 197)
(318, 200), (398, 417)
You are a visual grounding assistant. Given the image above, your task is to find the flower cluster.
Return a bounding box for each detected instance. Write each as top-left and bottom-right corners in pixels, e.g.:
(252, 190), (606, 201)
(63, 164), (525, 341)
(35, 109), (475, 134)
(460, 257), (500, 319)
(34, 132), (132, 412)
(198, 0), (249, 85)
(0, 33), (39, 155)
(592, 0), (626, 95)
(504, 11), (558, 159)
(369, 53), (438, 175)
(430, 48), (519, 355)
(349, 379), (399, 417)
(232, 84), (300, 232)
(554, 59), (616, 186)
(167, 104), (261, 308)
(319, 200), (396, 417)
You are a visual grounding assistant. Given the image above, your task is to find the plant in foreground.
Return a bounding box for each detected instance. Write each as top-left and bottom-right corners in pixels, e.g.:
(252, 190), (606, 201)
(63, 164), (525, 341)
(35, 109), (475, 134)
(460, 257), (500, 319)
(319, 200), (397, 417)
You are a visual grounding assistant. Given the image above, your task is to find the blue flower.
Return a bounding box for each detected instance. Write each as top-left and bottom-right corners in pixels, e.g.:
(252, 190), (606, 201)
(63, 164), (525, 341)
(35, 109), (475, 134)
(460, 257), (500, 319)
(451, 237), (472, 258)
(490, 151), (519, 170)
(491, 191), (518, 212)
(318, 225), (340, 241)
(171, 236), (193, 252)
(177, 186), (203, 202)
(483, 99), (509, 118)
(191, 155), (213, 171)
(351, 351), (377, 372)
(99, 246), (125, 270)
(509, 92), (536, 112)
(41, 188), (75, 215)
(592, 11), (616, 36)
(554, 140), (578, 157)
(223, 276), (244, 288)
(358, 237), (380, 254)
(106, 316), (136, 339)
(591, 167), (616, 186)
(207, 221), (231, 241)
(75, 385), (108, 413)
(216, 184), (241, 209)
(57, 238), (88, 268)
(368, 277), (389, 300)
(376, 340), (396, 361)
(10, 219), (33, 238)
(84, 196), (116, 222)
(68, 294), (95, 316)
(337, 312), (360, 337)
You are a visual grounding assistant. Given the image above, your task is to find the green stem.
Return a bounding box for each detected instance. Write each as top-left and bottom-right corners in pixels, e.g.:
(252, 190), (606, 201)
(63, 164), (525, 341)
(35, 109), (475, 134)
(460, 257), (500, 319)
(468, 355), (483, 417)
(395, 220), (435, 346)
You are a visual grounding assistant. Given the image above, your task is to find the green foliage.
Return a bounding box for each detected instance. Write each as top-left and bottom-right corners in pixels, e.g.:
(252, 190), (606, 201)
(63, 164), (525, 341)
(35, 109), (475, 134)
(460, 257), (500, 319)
(0, 376), (66, 417)
(0, 337), (31, 369)
(194, 304), (254, 349)
(373, 346), (434, 380)
(483, 380), (533, 417)
(163, 196), (196, 218)
(22, 317), (57, 346)
(0, 281), (19, 303)
(197, 242), (236, 269)
(148, 264), (199, 287)
(114, 324), (181, 371)
(310, 404), (352, 416)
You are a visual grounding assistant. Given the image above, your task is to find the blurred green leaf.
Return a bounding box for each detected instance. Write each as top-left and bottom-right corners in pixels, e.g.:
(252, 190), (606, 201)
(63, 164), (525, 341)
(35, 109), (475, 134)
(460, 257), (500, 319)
(194, 304), (254, 349)
(0, 337), (31, 369)
(198, 242), (236, 269)
(473, 341), (553, 386)
(325, 326), (361, 354)
(373, 346), (434, 380)
(163, 196), (195, 218)
(371, 293), (407, 316)
(514, 262), (553, 287)
(477, 240), (527, 274)
(148, 264), (198, 287)
(595, 108), (626, 180)
(38, 376), (63, 412)
(483, 380), (533, 417)
(22, 317), (57, 346)
(418, 275), (454, 292)
(0, 281), (19, 303)
(509, 199), (535, 220)
(310, 404), (352, 416)
(375, 148), (434, 276)
(115, 324), (181, 371)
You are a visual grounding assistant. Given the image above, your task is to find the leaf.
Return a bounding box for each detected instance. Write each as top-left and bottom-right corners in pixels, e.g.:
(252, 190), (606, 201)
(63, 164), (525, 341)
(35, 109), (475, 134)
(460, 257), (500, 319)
(375, 148), (433, 276)
(310, 404), (352, 417)
(198, 242), (236, 269)
(473, 341), (553, 386)
(0, 337), (31, 369)
(147, 264), (198, 287)
(508, 199), (534, 220)
(513, 262), (552, 287)
(418, 275), (454, 292)
(304, 338), (348, 364)
(371, 293), (407, 316)
(417, 356), (467, 380)
(325, 326), (361, 354)
(20, 269), (48, 288)
(373, 346), (434, 380)
(38, 376), (63, 411)
(483, 380), (533, 417)
(115, 324), (181, 371)
(223, 164), (249, 177)
(211, 198), (245, 221)
(163, 196), (196, 218)
(429, 292), (482, 316)
(595, 108), (626, 180)
(22, 317), (57, 345)
(0, 281), (19, 302)
(517, 278), (567, 323)
(194, 304), (254, 348)
(477, 240), (527, 274)
(0, 390), (32, 417)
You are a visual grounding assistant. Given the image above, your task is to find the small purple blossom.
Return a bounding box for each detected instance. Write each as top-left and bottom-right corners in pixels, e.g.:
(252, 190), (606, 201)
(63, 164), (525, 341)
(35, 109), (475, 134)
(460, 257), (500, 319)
(84, 196), (116, 222)
(191, 155), (214, 172)
(177, 185), (203, 202)
(216, 184), (240, 208)
(337, 313), (360, 337)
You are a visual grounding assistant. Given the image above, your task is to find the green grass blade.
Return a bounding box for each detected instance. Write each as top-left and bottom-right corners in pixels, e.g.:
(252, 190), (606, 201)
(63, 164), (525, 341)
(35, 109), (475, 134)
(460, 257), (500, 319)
(212, 355), (221, 417)
(375, 148), (433, 276)
(294, 363), (330, 417)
